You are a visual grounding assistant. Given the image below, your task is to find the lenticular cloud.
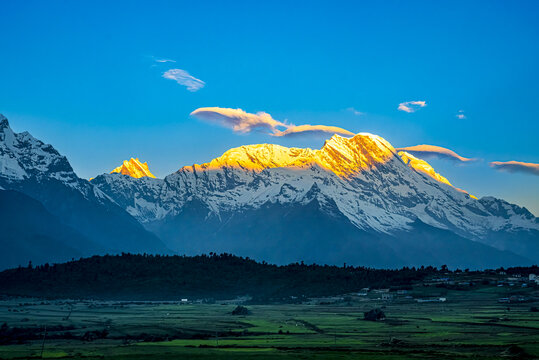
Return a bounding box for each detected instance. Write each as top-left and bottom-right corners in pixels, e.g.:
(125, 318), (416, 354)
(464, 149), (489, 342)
(191, 107), (354, 138)
(396, 145), (475, 162)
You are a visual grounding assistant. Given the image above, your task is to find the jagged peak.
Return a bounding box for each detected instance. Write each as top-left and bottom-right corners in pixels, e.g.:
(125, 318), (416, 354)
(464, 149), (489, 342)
(181, 132), (471, 197)
(398, 151), (476, 199)
(187, 133), (397, 177)
(0, 114), (10, 130)
(399, 151), (453, 186)
(111, 158), (156, 179)
(318, 132), (396, 176)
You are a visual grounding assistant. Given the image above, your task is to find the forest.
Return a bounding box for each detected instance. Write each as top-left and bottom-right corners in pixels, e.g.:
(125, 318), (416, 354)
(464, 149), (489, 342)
(1, 253), (536, 301)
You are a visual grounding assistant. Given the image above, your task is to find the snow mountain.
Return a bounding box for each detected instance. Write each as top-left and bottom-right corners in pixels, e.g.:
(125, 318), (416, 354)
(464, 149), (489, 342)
(91, 132), (539, 268)
(111, 158), (156, 178)
(0, 115), (167, 269)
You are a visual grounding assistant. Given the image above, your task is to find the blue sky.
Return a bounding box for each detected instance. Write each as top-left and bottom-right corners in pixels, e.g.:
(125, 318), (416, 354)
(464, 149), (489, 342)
(1, 0), (538, 214)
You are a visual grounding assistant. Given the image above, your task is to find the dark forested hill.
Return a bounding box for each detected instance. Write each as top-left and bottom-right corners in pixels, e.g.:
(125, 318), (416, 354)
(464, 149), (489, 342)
(0, 254), (439, 301)
(2, 254), (536, 301)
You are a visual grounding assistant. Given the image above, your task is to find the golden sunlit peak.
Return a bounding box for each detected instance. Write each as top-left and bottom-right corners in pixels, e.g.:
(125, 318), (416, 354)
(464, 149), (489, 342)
(187, 132), (397, 177)
(399, 151), (453, 186)
(182, 133), (472, 198)
(398, 151), (476, 199)
(111, 158), (156, 179)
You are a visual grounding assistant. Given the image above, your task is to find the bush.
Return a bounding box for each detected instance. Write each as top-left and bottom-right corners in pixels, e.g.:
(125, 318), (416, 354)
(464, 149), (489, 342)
(363, 308), (385, 321)
(231, 306), (251, 316)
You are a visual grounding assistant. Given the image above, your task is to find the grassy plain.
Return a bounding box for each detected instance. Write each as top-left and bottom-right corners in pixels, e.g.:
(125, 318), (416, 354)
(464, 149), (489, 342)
(0, 282), (538, 359)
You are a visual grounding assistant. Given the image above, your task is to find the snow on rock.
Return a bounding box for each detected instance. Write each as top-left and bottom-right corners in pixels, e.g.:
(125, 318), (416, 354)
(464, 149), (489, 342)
(111, 158), (156, 178)
(91, 132), (538, 245)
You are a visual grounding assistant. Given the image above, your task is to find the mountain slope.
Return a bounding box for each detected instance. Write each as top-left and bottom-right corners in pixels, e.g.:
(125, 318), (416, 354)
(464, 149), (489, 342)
(0, 190), (100, 269)
(92, 134), (538, 267)
(0, 115), (168, 268)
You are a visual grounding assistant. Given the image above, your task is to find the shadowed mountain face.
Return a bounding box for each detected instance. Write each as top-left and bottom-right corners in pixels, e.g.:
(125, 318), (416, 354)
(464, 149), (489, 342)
(0, 113), (537, 269)
(146, 196), (529, 269)
(0, 190), (97, 269)
(0, 115), (168, 269)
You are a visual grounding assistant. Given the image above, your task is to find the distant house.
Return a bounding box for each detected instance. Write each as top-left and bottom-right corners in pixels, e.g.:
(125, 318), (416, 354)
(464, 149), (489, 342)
(358, 288), (369, 296)
(529, 274), (537, 281)
(416, 297), (446, 303)
(382, 293), (393, 301)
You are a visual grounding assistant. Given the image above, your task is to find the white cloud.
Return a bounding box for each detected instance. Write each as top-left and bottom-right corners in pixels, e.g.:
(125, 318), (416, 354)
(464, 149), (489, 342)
(190, 107), (355, 138)
(346, 107), (363, 116)
(163, 69), (205, 92)
(155, 58), (176, 63)
(456, 110), (466, 120)
(398, 101), (427, 113)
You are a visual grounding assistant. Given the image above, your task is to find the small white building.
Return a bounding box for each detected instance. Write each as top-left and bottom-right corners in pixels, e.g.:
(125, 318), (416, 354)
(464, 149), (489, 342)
(529, 274), (537, 281)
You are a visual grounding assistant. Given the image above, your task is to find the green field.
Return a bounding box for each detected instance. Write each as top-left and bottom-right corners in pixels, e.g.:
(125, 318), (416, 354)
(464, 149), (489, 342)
(1, 282), (538, 359)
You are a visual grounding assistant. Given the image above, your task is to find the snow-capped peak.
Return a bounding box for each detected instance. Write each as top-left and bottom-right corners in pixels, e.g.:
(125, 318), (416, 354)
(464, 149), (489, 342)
(398, 151), (452, 187)
(0, 114), (77, 183)
(0, 114), (8, 127)
(111, 158), (156, 178)
(185, 133), (399, 178)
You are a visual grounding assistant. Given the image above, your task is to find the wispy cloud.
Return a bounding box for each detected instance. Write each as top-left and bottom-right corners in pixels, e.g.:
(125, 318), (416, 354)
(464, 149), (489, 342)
(396, 145), (475, 162)
(163, 69), (205, 92)
(456, 110), (466, 120)
(155, 58), (176, 63)
(398, 101), (427, 113)
(346, 107), (363, 116)
(190, 107), (354, 138)
(273, 124), (354, 137)
(490, 161), (539, 176)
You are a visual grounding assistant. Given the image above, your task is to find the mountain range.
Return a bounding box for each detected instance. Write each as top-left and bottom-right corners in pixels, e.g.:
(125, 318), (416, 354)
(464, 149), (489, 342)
(0, 115), (166, 269)
(1, 114), (537, 269)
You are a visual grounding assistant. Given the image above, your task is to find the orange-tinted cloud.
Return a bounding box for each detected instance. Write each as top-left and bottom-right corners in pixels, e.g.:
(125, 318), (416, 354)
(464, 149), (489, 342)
(396, 145), (475, 162)
(190, 107), (287, 133)
(191, 107), (354, 138)
(273, 124), (354, 137)
(490, 161), (539, 176)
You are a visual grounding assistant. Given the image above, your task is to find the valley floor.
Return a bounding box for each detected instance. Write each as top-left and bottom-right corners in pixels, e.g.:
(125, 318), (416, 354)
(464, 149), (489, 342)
(1, 284), (538, 359)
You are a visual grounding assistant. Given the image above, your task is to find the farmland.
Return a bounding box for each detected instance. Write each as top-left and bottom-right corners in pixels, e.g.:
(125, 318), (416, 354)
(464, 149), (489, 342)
(1, 280), (538, 359)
